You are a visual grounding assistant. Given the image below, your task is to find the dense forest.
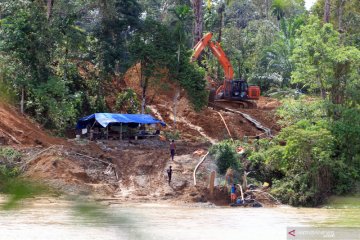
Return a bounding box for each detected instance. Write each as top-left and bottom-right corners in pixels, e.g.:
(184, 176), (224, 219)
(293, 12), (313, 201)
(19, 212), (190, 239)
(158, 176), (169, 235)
(0, 0), (359, 206)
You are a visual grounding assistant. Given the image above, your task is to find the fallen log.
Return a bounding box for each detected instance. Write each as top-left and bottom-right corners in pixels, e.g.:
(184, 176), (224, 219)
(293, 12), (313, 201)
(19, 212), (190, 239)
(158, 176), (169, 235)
(73, 152), (118, 180)
(0, 129), (21, 144)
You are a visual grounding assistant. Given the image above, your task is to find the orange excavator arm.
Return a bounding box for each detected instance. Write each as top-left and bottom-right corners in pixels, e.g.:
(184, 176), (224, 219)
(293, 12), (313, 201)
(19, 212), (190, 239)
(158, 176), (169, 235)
(192, 33), (234, 81)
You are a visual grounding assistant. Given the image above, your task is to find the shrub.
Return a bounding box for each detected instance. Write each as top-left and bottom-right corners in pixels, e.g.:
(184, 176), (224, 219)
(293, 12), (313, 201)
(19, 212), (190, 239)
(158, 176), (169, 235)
(115, 88), (140, 113)
(210, 140), (242, 175)
(0, 147), (22, 162)
(163, 130), (180, 140)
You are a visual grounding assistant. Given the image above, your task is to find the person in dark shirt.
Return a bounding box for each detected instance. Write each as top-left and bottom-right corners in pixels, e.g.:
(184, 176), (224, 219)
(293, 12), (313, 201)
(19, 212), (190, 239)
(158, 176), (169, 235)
(167, 166), (172, 184)
(169, 140), (176, 161)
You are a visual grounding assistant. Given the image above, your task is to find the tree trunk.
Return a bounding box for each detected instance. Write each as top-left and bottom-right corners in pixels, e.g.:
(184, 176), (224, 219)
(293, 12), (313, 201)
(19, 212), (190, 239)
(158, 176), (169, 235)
(217, 3), (225, 43)
(191, 0), (204, 47)
(141, 88), (146, 114)
(323, 0), (331, 23)
(265, 0), (269, 19)
(46, 0), (54, 20)
(140, 62), (147, 114)
(173, 88), (180, 128)
(20, 87), (24, 114)
(338, 0), (346, 43)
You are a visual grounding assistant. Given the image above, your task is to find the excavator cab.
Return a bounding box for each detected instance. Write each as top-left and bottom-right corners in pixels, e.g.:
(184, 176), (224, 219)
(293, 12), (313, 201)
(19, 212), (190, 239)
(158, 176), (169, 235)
(224, 80), (248, 100)
(222, 80), (260, 100)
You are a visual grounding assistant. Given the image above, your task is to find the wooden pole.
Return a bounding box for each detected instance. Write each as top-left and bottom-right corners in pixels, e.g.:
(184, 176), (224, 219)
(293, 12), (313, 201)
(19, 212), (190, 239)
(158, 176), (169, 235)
(209, 171), (216, 197)
(120, 123), (123, 140)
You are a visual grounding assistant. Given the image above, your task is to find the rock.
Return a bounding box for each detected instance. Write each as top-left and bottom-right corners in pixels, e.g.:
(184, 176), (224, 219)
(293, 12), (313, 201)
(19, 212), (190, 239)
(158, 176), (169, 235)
(135, 192), (147, 197)
(172, 180), (187, 191)
(164, 192), (174, 197)
(193, 149), (205, 156)
(192, 195), (207, 203)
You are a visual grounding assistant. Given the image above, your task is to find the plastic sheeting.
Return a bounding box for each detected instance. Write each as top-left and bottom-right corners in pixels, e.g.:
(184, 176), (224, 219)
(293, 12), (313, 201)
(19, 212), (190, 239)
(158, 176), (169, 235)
(76, 113), (166, 129)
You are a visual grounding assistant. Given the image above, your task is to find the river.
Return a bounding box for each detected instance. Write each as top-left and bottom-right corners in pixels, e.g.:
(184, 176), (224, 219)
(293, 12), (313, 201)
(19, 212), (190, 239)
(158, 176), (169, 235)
(0, 198), (359, 240)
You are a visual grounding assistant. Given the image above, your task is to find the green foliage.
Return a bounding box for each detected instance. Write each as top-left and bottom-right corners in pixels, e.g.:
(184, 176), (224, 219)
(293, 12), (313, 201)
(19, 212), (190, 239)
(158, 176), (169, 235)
(0, 147), (22, 162)
(330, 107), (360, 183)
(129, 19), (175, 79)
(129, 18), (207, 111)
(0, 165), (20, 179)
(253, 120), (337, 206)
(175, 60), (207, 111)
(257, 17), (305, 90)
(276, 97), (326, 126)
(231, 19), (277, 83)
(93, 0), (141, 76)
(210, 140), (242, 175)
(249, 92), (360, 206)
(312, 0), (360, 48)
(291, 16), (360, 105)
(115, 88), (140, 113)
(163, 130), (180, 140)
(26, 77), (81, 133)
(0, 147), (22, 179)
(0, 148), (48, 209)
(0, 78), (16, 103)
(271, 0), (289, 20)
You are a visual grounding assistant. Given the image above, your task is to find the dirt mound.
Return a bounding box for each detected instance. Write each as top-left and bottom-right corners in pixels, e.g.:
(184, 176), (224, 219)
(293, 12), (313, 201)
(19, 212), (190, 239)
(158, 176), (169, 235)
(256, 96), (281, 110)
(22, 145), (118, 196)
(23, 154), (90, 184)
(0, 102), (64, 146)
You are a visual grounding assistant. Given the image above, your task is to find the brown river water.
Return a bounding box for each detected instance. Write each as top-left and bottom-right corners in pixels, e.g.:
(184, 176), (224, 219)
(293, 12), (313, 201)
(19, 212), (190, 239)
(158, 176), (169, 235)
(0, 199), (359, 240)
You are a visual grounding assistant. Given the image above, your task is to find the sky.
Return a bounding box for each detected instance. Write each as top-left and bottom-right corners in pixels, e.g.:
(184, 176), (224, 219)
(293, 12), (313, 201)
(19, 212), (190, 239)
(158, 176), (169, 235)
(304, 0), (317, 10)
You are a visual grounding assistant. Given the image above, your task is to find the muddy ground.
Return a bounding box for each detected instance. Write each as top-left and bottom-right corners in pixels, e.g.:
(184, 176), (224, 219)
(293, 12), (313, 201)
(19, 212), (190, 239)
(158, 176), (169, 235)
(0, 66), (281, 206)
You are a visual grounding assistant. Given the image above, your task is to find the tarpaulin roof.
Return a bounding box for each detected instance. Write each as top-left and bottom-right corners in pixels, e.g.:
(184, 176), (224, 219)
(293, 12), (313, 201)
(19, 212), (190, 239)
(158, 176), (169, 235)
(76, 113), (166, 129)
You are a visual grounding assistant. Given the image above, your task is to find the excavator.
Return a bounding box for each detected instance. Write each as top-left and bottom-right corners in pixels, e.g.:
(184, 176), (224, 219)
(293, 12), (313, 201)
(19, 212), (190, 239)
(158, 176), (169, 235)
(192, 32), (260, 108)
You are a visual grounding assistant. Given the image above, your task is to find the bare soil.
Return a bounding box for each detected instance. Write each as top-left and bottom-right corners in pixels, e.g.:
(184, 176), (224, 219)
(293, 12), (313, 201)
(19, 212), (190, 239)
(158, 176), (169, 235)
(0, 65), (281, 206)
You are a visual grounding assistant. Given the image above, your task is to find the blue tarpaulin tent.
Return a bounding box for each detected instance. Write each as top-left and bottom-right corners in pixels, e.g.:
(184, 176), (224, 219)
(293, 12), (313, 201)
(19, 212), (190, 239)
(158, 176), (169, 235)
(76, 113), (166, 129)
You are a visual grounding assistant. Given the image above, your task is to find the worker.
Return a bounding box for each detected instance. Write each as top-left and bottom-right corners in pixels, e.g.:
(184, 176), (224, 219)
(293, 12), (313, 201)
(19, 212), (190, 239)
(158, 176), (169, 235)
(167, 166), (173, 184)
(231, 184), (237, 203)
(169, 140), (176, 161)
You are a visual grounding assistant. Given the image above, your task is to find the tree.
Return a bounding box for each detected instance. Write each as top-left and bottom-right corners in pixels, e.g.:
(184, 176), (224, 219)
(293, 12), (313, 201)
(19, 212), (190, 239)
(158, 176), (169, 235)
(312, 0), (360, 48)
(0, 1), (53, 113)
(130, 18), (207, 112)
(115, 88), (140, 113)
(129, 19), (176, 113)
(170, 5), (193, 63)
(210, 140), (241, 175)
(0, 0), (94, 132)
(291, 16), (360, 105)
(271, 0), (289, 21)
(94, 0), (141, 77)
(259, 17), (305, 89)
(323, 0), (331, 23)
(191, 0), (204, 46)
(248, 95), (360, 206)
